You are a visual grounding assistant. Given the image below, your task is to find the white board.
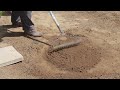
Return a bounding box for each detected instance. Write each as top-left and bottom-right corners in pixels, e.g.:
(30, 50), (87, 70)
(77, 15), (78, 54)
(0, 46), (24, 67)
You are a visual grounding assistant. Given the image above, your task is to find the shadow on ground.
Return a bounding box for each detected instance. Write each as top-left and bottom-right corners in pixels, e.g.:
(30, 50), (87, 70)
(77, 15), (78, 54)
(0, 25), (24, 42)
(0, 25), (51, 46)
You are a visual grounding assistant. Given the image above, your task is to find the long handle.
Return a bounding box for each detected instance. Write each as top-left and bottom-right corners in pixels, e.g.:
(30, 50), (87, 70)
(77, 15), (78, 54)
(49, 11), (65, 35)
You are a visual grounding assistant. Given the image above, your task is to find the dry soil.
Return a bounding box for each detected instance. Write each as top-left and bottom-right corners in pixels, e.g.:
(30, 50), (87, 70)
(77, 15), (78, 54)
(0, 11), (120, 79)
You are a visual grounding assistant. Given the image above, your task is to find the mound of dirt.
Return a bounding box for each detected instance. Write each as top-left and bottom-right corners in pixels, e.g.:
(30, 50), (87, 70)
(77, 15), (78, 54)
(44, 34), (102, 72)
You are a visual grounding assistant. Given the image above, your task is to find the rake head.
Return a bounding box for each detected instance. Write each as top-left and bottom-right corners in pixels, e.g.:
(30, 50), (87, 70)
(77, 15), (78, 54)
(49, 40), (81, 53)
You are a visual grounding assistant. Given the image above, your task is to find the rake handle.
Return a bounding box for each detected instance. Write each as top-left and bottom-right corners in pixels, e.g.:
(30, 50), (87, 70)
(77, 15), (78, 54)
(49, 11), (65, 35)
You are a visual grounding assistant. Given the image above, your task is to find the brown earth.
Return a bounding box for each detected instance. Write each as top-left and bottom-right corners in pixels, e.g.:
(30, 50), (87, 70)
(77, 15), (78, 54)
(45, 34), (102, 73)
(0, 11), (120, 79)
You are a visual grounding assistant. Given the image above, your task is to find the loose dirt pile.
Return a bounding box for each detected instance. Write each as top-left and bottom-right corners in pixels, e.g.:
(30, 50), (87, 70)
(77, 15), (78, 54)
(44, 34), (102, 72)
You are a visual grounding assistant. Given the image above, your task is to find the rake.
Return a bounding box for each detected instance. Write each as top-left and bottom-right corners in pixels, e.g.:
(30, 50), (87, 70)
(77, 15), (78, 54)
(48, 11), (81, 52)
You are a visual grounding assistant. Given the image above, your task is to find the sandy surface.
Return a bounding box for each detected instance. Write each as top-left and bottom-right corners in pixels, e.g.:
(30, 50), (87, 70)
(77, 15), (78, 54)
(0, 11), (120, 79)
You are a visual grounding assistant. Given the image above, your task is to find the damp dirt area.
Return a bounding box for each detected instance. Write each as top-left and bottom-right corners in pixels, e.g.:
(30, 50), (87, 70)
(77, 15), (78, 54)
(0, 11), (120, 79)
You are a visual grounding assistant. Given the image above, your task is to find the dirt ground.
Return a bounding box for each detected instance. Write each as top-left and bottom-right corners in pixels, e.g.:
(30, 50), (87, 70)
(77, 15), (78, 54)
(1, 11), (120, 79)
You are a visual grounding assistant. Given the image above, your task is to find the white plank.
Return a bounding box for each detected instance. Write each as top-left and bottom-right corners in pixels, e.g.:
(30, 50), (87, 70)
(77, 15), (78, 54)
(0, 46), (24, 67)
